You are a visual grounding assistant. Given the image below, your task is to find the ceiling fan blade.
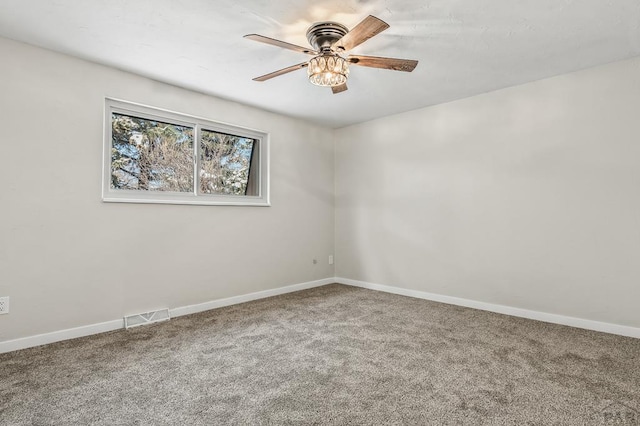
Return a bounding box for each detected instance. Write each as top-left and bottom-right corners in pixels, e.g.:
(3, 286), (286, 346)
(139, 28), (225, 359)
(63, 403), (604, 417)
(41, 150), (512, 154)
(332, 15), (390, 52)
(252, 62), (309, 82)
(331, 83), (348, 94)
(348, 55), (418, 72)
(244, 34), (318, 55)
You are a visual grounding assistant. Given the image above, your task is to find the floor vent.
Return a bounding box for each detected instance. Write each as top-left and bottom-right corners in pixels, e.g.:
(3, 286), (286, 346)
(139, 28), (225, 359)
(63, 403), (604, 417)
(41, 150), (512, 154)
(124, 308), (170, 329)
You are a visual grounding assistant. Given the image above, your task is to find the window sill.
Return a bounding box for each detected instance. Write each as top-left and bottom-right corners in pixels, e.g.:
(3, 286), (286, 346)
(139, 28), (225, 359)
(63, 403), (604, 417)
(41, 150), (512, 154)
(102, 192), (270, 207)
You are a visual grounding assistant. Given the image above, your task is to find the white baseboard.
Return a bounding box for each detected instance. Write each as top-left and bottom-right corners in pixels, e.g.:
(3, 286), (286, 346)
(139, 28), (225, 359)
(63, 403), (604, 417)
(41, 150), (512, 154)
(0, 319), (124, 355)
(0, 278), (334, 354)
(169, 278), (334, 318)
(336, 277), (640, 339)
(3, 276), (636, 354)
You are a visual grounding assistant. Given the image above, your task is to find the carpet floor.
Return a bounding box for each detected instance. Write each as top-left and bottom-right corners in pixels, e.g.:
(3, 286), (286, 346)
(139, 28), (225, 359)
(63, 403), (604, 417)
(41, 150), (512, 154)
(1, 284), (639, 425)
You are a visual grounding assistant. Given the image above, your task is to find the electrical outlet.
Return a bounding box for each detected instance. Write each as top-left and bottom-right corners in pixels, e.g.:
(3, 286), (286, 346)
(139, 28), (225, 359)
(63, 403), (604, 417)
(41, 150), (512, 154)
(0, 297), (9, 314)
(329, 255), (334, 265)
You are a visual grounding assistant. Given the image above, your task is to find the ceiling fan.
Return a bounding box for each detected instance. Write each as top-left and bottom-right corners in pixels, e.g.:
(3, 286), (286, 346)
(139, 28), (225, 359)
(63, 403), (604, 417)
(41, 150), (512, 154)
(244, 15), (418, 94)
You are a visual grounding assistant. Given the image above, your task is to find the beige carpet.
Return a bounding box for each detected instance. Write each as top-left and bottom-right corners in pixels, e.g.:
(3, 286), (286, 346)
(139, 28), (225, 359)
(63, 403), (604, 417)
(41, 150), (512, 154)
(1, 284), (639, 425)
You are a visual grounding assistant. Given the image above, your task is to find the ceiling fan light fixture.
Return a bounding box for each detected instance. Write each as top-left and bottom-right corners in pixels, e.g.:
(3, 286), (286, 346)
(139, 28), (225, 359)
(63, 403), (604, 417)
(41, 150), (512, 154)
(308, 53), (349, 87)
(246, 15), (417, 94)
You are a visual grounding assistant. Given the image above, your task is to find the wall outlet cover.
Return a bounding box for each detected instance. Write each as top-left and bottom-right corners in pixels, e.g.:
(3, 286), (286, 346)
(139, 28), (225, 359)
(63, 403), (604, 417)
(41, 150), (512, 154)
(0, 297), (9, 314)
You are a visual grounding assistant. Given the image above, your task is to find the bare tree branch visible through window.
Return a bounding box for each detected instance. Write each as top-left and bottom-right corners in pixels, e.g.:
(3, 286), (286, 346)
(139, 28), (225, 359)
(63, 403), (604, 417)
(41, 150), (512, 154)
(200, 129), (254, 196)
(111, 113), (193, 192)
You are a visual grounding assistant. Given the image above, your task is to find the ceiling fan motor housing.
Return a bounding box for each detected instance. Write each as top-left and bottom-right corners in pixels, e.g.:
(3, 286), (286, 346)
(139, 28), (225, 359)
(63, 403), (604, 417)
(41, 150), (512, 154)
(306, 22), (348, 51)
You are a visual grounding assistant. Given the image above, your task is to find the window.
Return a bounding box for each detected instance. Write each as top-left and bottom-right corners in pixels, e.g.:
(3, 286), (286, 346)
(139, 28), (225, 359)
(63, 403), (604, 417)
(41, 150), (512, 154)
(103, 99), (269, 206)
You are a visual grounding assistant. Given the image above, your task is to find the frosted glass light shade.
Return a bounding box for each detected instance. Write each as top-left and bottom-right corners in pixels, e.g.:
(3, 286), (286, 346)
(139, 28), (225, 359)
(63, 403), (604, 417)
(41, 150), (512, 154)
(308, 54), (349, 87)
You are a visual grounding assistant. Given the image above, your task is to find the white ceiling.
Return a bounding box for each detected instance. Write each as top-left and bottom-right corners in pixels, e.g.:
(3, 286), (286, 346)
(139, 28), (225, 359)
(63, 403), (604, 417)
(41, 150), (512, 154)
(1, 0), (639, 128)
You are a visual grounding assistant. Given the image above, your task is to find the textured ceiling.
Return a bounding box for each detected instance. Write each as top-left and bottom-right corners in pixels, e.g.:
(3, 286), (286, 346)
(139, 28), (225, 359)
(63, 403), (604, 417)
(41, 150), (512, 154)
(1, 0), (639, 128)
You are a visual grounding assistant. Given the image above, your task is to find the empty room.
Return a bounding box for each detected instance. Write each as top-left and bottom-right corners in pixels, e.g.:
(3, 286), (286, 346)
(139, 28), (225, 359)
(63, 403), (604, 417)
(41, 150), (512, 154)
(1, 0), (639, 424)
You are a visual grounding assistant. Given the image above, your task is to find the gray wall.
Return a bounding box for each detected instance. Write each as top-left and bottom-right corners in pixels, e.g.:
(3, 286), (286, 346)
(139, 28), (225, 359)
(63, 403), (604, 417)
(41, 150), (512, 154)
(2, 34), (639, 344)
(335, 57), (640, 328)
(0, 37), (335, 342)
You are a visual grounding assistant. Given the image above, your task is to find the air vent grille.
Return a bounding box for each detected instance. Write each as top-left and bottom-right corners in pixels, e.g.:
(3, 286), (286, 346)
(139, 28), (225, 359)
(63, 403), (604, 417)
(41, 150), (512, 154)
(124, 308), (170, 329)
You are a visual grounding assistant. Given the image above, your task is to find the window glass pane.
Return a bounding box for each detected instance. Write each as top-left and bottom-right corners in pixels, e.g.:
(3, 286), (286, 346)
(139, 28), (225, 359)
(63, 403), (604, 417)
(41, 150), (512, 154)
(111, 113), (194, 192)
(200, 129), (255, 195)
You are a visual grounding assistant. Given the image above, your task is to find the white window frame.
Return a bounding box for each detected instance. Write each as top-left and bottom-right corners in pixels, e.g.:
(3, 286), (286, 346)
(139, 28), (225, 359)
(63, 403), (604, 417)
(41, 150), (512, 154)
(102, 98), (270, 206)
